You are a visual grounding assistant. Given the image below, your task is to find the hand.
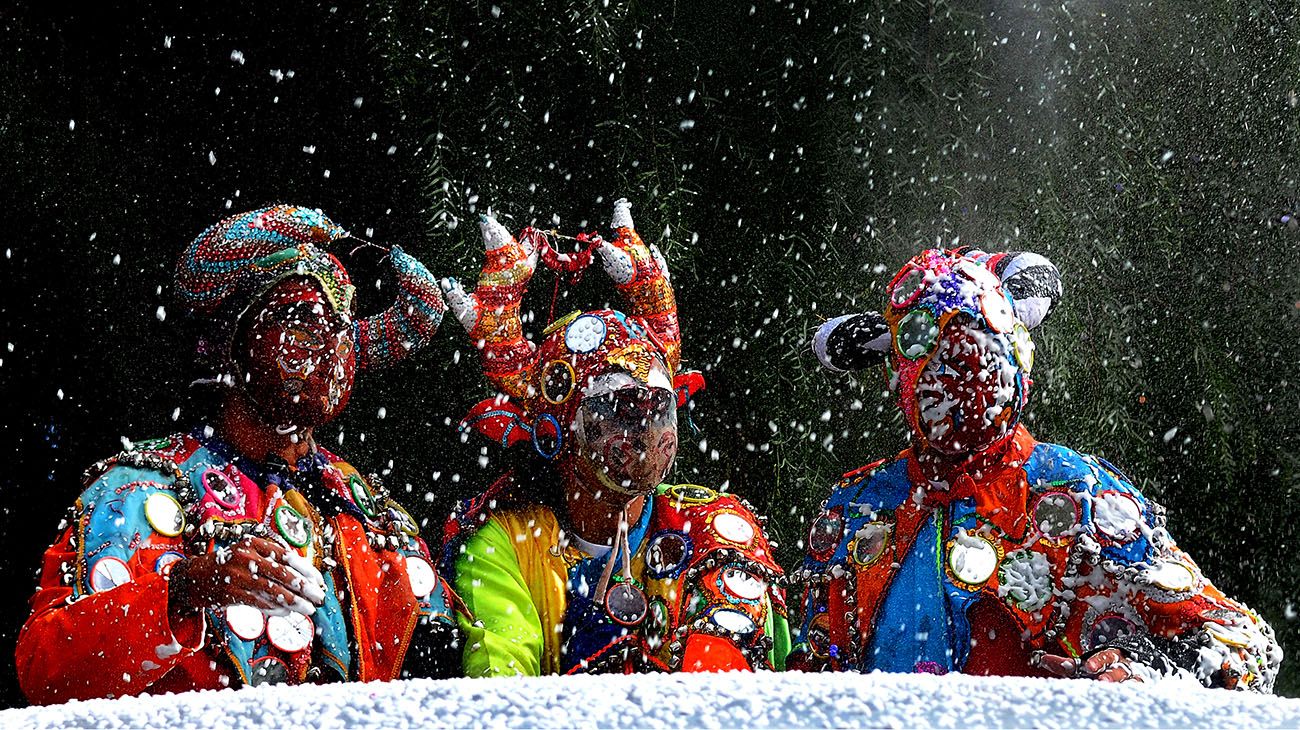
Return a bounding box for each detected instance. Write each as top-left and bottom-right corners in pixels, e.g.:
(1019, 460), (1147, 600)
(167, 536), (327, 623)
(1039, 648), (1143, 683)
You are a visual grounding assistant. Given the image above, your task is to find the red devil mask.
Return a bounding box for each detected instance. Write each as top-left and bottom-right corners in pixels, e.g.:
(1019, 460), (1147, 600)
(235, 277), (358, 429)
(445, 201), (705, 493)
(813, 247), (1062, 458)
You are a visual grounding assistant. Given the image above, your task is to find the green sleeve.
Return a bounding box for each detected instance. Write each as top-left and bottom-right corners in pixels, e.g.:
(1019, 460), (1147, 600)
(454, 518), (544, 677)
(764, 601), (793, 671)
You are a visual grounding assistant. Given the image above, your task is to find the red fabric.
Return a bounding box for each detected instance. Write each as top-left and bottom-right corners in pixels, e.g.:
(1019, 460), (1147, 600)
(963, 599), (1053, 679)
(461, 397), (533, 449)
(331, 515), (421, 682)
(672, 371), (706, 408)
(16, 528), (217, 705)
(681, 634), (751, 672)
(913, 426), (1037, 539)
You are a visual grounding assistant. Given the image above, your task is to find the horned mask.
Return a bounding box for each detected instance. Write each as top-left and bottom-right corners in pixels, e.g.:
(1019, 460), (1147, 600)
(813, 248), (1062, 455)
(442, 199), (703, 462)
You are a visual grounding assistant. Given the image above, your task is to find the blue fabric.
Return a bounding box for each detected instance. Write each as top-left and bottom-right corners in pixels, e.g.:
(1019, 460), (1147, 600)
(866, 510), (955, 673)
(559, 500), (655, 672)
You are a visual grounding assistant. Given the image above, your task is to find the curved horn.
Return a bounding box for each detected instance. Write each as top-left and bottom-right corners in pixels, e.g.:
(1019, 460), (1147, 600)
(438, 213), (538, 400)
(354, 246), (447, 370)
(985, 251), (1062, 329)
(812, 312), (890, 372)
(596, 198), (681, 372)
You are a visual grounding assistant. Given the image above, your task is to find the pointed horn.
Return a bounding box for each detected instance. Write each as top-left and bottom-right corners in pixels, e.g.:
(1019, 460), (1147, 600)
(449, 211), (539, 401)
(439, 276), (479, 333)
(598, 197), (682, 372)
(355, 246), (446, 371)
(986, 251), (1062, 329)
(813, 313), (890, 372)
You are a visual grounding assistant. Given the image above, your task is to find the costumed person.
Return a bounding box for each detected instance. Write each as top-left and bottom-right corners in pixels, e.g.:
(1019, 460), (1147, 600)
(788, 247), (1282, 691)
(16, 205), (462, 705)
(439, 199), (789, 677)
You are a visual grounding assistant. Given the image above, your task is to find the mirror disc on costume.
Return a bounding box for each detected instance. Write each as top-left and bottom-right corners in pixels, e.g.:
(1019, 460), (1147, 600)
(890, 267), (926, 308)
(850, 523), (890, 567)
(997, 550), (1053, 612)
(1013, 322), (1034, 372)
(267, 612), (314, 653)
(956, 260), (999, 288)
(710, 512), (755, 546)
(981, 290), (1016, 333)
(807, 614), (831, 657)
(1146, 561), (1197, 592)
(668, 484), (717, 505)
(896, 309), (938, 361)
(564, 314), (608, 354)
(711, 609), (757, 636)
(226, 604), (267, 640)
(646, 531), (691, 578)
(274, 504), (312, 548)
(89, 557), (132, 593)
(1033, 492), (1078, 538)
(349, 475), (378, 519)
(202, 469), (243, 509)
(406, 555), (438, 599)
(1093, 492), (1143, 543)
(721, 567), (767, 601)
(154, 551), (185, 576)
(648, 599), (669, 634)
(947, 534), (1000, 586)
(387, 502), (420, 536)
(1204, 620), (1254, 649)
(144, 492), (185, 537)
(605, 582), (648, 626)
(541, 359), (577, 404)
(808, 511), (844, 560)
(248, 656), (289, 687)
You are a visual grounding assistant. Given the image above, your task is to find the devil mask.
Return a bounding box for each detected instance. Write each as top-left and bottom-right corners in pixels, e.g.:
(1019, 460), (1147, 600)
(176, 204), (447, 385)
(814, 248), (1061, 457)
(445, 199), (702, 493)
(235, 277), (357, 429)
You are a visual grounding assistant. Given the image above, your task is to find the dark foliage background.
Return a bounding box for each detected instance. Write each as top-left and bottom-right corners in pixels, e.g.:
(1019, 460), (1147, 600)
(2, 0), (1298, 707)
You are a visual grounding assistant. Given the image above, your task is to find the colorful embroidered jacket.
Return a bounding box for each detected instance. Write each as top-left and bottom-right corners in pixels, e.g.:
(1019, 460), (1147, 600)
(445, 479), (790, 677)
(788, 426), (1281, 691)
(17, 431), (460, 705)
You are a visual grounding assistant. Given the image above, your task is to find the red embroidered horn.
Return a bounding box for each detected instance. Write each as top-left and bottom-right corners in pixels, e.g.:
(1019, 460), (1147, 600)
(439, 214), (539, 401)
(595, 198), (682, 373)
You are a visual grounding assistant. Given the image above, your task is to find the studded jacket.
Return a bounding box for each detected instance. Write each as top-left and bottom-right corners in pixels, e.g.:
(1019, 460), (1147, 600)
(445, 478), (790, 676)
(788, 426), (1281, 691)
(16, 431), (460, 705)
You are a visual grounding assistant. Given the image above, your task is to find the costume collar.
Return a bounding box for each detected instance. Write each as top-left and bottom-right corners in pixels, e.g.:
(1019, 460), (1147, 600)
(910, 425), (1037, 538)
(191, 425), (330, 490)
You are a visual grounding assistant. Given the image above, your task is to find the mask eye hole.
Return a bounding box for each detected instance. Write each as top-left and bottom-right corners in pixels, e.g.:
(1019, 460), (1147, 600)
(583, 387), (676, 427)
(890, 267), (926, 308)
(895, 309), (938, 361)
